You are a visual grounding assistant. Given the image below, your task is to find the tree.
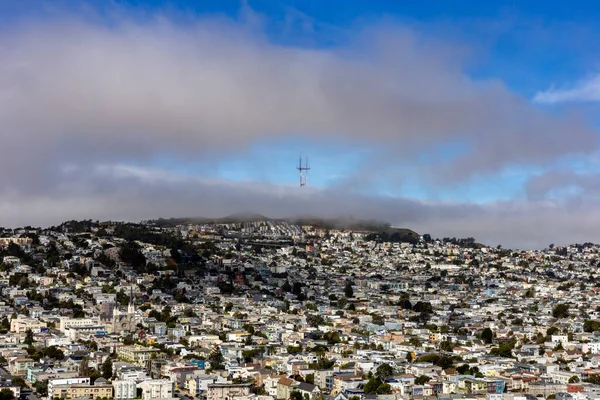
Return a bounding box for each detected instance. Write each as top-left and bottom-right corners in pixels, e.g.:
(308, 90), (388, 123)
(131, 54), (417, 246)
(546, 326), (560, 336)
(363, 378), (381, 394)
(440, 340), (453, 352)
(208, 347), (225, 370)
(22, 328), (35, 345)
(306, 314), (325, 328)
(481, 328), (494, 344)
(413, 301), (433, 314)
(44, 346), (64, 360)
(436, 357), (454, 369)
(11, 378), (25, 388)
(584, 320), (600, 333)
(292, 282), (303, 296)
(587, 375), (600, 384)
(376, 383), (392, 394)
(569, 376), (580, 383)
(344, 282), (354, 298)
(33, 380), (48, 396)
(376, 363), (394, 380)
(399, 299), (412, 310)
(118, 241), (146, 271)
(552, 303), (570, 319)
(102, 357), (113, 379)
(414, 375), (431, 385)
(79, 357), (91, 377)
(290, 391), (303, 400)
(489, 337), (517, 358)
(457, 364), (470, 375)
(0, 389), (15, 400)
(90, 369), (102, 384)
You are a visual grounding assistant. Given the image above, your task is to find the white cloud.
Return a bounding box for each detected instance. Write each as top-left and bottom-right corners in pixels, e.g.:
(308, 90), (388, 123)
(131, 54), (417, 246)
(0, 10), (598, 248)
(0, 163), (598, 249)
(0, 13), (595, 195)
(534, 74), (600, 104)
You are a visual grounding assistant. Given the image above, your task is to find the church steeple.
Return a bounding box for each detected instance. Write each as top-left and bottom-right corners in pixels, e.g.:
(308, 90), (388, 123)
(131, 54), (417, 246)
(127, 286), (135, 314)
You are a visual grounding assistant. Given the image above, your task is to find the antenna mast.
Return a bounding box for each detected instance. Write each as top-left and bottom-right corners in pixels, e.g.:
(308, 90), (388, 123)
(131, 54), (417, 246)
(296, 153), (310, 187)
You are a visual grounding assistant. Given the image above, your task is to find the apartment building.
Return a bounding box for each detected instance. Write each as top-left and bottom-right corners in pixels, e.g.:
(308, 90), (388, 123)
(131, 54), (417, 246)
(10, 315), (47, 333)
(51, 383), (113, 399)
(207, 383), (251, 400)
(117, 345), (162, 367)
(112, 380), (137, 400)
(58, 316), (102, 333)
(138, 379), (174, 400)
(48, 377), (91, 398)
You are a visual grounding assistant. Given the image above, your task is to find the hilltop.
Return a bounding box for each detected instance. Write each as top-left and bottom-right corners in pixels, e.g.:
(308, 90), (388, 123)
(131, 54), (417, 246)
(149, 214), (419, 238)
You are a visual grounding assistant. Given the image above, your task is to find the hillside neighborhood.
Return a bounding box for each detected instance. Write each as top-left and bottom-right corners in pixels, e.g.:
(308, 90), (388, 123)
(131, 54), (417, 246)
(0, 219), (598, 400)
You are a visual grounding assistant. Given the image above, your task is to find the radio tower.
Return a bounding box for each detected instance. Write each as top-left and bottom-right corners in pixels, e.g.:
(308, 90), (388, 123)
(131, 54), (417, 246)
(297, 153), (310, 187)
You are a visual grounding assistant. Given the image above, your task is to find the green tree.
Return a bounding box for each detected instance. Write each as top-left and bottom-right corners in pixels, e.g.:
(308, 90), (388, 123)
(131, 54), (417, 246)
(102, 357), (113, 379)
(11, 377), (25, 388)
(414, 375), (431, 385)
(33, 380), (48, 396)
(552, 303), (570, 319)
(376, 363), (394, 380)
(436, 356), (454, 369)
(489, 337), (517, 358)
(0, 389), (15, 400)
(306, 314), (325, 328)
(481, 328), (493, 344)
(79, 357), (91, 377)
(344, 282), (354, 298)
(376, 383), (392, 394)
(569, 376), (580, 383)
(118, 241), (147, 271)
(457, 364), (470, 375)
(587, 375), (600, 384)
(23, 328), (34, 345)
(290, 391), (303, 400)
(546, 326), (560, 336)
(90, 369), (102, 384)
(208, 347), (225, 370)
(584, 320), (600, 333)
(440, 340), (453, 352)
(363, 378), (381, 394)
(44, 346), (64, 360)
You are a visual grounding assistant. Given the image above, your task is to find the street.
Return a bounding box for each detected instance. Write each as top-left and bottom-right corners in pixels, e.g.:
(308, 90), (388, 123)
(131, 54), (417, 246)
(0, 366), (42, 400)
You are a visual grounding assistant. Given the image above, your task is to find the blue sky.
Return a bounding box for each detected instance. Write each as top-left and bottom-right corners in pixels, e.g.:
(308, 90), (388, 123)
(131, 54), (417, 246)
(4, 0), (600, 246)
(1, 1), (596, 191)
(62, 0), (596, 203)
